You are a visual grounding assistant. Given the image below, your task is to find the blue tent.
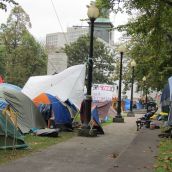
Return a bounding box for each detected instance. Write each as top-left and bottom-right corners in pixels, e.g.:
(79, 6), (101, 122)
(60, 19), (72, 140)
(161, 76), (172, 122)
(47, 94), (72, 125)
(124, 99), (130, 111)
(36, 93), (72, 126)
(168, 77), (172, 122)
(161, 82), (170, 113)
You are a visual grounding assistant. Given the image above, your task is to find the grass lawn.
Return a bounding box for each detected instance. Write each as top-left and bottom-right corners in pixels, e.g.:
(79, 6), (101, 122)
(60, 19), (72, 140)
(0, 115), (113, 165)
(101, 116), (113, 126)
(0, 131), (76, 165)
(154, 139), (172, 172)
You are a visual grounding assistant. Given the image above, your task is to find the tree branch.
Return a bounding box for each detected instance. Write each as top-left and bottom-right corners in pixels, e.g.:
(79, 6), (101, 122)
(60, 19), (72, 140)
(161, 0), (172, 6)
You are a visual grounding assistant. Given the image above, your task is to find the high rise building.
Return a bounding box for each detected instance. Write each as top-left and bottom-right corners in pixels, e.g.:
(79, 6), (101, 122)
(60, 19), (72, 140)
(46, 17), (114, 74)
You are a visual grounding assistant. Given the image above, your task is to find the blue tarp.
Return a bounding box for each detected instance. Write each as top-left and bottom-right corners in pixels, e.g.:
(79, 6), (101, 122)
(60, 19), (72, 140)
(91, 106), (100, 124)
(124, 99), (130, 111)
(168, 77), (172, 121)
(161, 83), (170, 113)
(125, 99), (143, 110)
(161, 76), (172, 122)
(136, 102), (143, 109)
(169, 76), (172, 101)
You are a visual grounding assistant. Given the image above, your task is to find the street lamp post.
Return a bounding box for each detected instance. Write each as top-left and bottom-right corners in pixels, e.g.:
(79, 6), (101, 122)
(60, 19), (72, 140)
(142, 76), (148, 113)
(85, 3), (99, 125)
(113, 45), (126, 123)
(127, 59), (136, 117)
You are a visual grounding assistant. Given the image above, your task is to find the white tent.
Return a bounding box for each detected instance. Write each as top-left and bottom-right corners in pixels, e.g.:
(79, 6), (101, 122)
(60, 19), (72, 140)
(22, 64), (86, 107)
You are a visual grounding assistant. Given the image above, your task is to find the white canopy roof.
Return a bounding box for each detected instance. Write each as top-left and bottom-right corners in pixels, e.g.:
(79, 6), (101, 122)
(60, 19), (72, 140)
(22, 64), (86, 107)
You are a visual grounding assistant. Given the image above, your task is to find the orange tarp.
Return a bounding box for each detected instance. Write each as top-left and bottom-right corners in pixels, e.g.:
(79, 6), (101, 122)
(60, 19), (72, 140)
(33, 93), (51, 106)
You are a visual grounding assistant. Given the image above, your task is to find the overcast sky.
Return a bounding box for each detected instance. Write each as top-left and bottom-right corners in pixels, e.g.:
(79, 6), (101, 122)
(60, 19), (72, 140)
(0, 0), (129, 42)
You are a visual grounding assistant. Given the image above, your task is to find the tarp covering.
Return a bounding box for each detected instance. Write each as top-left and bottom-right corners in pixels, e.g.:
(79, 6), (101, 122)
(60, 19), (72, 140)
(0, 88), (46, 133)
(161, 76), (172, 122)
(22, 64), (86, 108)
(90, 106), (104, 134)
(169, 76), (172, 101)
(168, 76), (172, 121)
(161, 83), (170, 113)
(124, 99), (130, 111)
(92, 101), (116, 120)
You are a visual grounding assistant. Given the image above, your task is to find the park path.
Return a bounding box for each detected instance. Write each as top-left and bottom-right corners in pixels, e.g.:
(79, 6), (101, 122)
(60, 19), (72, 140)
(0, 114), (160, 172)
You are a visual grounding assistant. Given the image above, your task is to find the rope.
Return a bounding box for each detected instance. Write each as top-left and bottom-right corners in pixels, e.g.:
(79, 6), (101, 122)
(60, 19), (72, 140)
(3, 109), (8, 152)
(89, 120), (94, 135)
(12, 107), (17, 156)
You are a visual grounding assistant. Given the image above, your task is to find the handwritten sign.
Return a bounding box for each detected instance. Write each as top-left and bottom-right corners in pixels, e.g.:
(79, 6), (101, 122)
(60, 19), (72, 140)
(92, 84), (116, 102)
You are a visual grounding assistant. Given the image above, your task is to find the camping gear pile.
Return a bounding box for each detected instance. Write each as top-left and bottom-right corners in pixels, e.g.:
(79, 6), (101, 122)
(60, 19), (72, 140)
(136, 76), (172, 139)
(136, 107), (158, 131)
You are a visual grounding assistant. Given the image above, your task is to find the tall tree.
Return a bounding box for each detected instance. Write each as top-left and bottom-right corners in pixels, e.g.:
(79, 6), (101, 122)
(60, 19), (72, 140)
(0, 5), (47, 86)
(64, 35), (115, 84)
(0, 0), (17, 11)
(97, 0), (172, 90)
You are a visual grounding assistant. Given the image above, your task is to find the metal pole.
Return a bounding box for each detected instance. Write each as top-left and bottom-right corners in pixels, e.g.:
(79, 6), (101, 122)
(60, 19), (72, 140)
(117, 52), (123, 117)
(145, 87), (148, 113)
(130, 66), (134, 112)
(85, 18), (94, 124)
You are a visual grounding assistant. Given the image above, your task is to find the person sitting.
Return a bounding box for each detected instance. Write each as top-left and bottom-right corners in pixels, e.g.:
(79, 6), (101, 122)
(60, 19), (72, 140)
(47, 105), (55, 128)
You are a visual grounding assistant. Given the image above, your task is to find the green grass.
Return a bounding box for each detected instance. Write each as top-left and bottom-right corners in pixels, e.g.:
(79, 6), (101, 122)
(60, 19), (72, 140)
(101, 116), (113, 126)
(154, 139), (172, 172)
(0, 114), (113, 165)
(0, 131), (76, 165)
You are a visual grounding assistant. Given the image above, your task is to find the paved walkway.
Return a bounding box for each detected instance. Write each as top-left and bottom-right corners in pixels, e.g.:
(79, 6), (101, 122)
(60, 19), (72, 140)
(0, 114), (160, 172)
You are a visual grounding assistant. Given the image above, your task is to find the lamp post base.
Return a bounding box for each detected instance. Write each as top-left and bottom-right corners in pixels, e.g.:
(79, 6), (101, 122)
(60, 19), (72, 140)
(78, 127), (97, 137)
(113, 116), (124, 123)
(127, 111), (135, 117)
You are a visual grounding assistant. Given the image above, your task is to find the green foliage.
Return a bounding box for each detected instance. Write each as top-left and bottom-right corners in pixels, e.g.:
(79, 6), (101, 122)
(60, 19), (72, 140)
(64, 35), (115, 84)
(0, 132), (75, 165)
(154, 139), (172, 172)
(0, 0), (17, 11)
(121, 0), (172, 90)
(0, 6), (47, 86)
(96, 0), (124, 14)
(96, 0), (110, 17)
(0, 45), (6, 76)
(98, 0), (172, 90)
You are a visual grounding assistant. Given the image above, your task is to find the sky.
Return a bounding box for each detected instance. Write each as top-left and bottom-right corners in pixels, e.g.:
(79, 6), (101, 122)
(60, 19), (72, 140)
(0, 0), (129, 43)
